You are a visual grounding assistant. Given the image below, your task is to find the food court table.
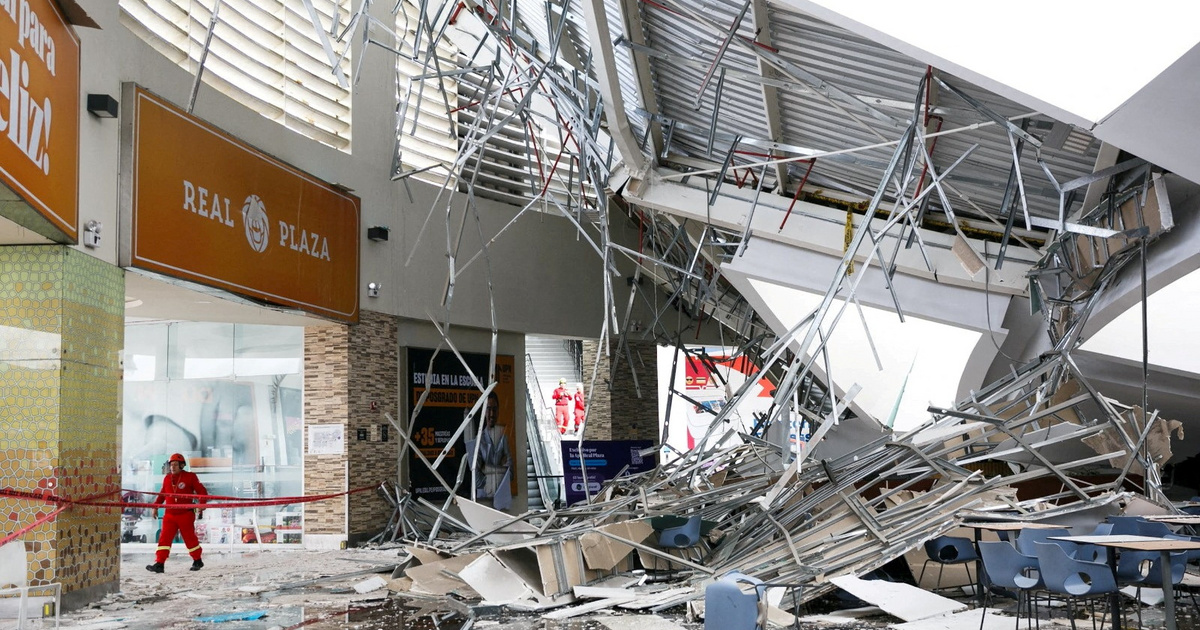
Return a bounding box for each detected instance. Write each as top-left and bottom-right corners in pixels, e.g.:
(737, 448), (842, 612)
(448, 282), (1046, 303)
(1050, 534), (1200, 630)
(960, 521), (1064, 605)
(1142, 514), (1200, 526)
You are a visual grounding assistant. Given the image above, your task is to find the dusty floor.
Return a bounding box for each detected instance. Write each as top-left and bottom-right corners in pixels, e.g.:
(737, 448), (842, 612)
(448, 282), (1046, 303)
(13, 545), (874, 630)
(7, 546), (1193, 630)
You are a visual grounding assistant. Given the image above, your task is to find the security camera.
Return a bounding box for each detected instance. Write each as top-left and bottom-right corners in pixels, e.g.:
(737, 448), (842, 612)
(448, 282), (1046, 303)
(83, 220), (102, 248)
(367, 282), (380, 298)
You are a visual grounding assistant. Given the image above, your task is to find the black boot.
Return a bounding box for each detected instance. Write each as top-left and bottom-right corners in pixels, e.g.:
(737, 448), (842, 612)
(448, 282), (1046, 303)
(146, 563), (164, 573)
(190, 559), (204, 571)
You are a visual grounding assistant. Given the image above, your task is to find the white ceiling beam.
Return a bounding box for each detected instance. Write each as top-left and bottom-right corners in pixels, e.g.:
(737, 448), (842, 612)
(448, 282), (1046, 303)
(749, 0), (790, 193)
(615, 0), (664, 158)
(580, 0), (649, 174)
(620, 165), (1033, 294)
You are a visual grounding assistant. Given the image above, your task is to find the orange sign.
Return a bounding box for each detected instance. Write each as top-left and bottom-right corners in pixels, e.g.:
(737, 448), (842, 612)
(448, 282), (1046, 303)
(0, 0), (80, 239)
(126, 87), (359, 322)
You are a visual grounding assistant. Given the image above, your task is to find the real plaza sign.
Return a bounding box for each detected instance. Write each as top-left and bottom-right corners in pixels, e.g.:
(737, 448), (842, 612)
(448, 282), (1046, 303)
(0, 0), (79, 239)
(122, 86), (360, 322)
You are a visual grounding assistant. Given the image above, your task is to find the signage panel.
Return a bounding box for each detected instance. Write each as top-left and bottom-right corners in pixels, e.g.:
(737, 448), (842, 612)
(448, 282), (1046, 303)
(0, 0), (80, 239)
(407, 349), (517, 506)
(561, 440), (656, 505)
(127, 86), (359, 322)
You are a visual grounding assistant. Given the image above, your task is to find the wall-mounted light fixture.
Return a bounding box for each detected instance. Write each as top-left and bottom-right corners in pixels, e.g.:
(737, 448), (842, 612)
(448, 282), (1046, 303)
(86, 94), (119, 118)
(367, 282), (381, 298)
(83, 220), (102, 248)
(367, 226), (389, 242)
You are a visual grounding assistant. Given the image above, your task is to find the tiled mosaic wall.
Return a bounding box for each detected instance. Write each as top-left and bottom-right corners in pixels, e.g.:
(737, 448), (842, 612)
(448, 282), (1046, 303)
(346, 311), (398, 542)
(580, 339), (658, 441)
(0, 245), (124, 606)
(302, 312), (400, 543)
(302, 325), (350, 535)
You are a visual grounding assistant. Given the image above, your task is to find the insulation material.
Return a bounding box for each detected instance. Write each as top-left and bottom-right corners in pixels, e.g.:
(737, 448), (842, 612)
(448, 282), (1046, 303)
(404, 553), (482, 596)
(1081, 409), (1184, 475)
(580, 520), (654, 571)
(457, 553), (535, 603)
(457, 499), (539, 544)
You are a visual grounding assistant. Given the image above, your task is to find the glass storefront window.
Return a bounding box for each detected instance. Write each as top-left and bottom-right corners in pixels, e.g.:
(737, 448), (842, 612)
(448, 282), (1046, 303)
(122, 322), (304, 545)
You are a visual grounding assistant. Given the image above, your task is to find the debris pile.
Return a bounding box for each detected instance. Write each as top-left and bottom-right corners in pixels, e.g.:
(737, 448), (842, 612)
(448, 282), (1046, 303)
(366, 157), (1189, 625)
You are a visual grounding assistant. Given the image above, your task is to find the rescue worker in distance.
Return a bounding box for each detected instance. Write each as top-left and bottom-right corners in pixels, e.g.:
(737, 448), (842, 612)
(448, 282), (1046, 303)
(552, 378), (572, 434)
(146, 453), (208, 573)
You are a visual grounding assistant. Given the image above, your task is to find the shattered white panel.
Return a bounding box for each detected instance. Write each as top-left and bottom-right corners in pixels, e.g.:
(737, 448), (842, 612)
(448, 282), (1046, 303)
(830, 576), (966, 622)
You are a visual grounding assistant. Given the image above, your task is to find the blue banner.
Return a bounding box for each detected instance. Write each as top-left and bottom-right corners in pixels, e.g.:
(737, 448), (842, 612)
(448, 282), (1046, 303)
(561, 440), (656, 505)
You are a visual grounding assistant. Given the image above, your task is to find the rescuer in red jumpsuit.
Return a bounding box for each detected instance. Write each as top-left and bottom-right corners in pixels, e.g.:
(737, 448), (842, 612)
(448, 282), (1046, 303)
(146, 453), (208, 573)
(552, 378), (572, 434)
(573, 384), (586, 433)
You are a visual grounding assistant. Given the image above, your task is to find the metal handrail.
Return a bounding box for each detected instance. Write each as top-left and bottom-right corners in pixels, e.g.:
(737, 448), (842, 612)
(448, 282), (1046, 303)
(524, 352), (563, 507)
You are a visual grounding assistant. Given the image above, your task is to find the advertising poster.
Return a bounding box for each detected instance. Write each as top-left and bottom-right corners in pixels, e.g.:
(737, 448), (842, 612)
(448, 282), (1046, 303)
(407, 348), (516, 504)
(124, 379), (266, 471)
(658, 346), (777, 460)
(561, 440), (656, 505)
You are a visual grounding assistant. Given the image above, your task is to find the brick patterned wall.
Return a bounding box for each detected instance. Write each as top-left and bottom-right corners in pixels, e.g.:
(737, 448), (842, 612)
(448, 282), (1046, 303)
(303, 325), (349, 535)
(346, 311), (398, 540)
(580, 339), (658, 441)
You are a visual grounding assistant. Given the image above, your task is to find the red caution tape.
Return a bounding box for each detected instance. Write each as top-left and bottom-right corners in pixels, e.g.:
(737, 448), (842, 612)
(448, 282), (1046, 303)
(0, 483), (382, 543)
(0, 489), (119, 547)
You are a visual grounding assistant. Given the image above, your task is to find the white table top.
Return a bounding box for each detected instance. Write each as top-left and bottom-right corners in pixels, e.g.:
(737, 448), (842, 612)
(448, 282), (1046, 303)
(961, 521), (1065, 531)
(1050, 534), (1200, 551)
(1142, 514), (1200, 525)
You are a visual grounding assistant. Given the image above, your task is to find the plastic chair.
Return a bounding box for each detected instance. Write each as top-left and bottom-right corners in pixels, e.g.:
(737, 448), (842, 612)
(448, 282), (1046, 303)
(918, 535), (978, 592)
(0, 541), (61, 628)
(658, 514), (701, 548)
(1034, 542), (1117, 630)
(704, 571), (763, 630)
(1116, 549), (1189, 628)
(1105, 515), (1143, 536)
(978, 541), (1043, 630)
(1135, 520), (1175, 538)
(651, 515), (702, 571)
(1014, 527), (1070, 557)
(1166, 533), (1200, 564)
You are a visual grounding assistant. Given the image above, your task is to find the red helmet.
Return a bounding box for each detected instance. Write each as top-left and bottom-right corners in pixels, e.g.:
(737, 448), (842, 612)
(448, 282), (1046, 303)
(168, 453), (187, 464)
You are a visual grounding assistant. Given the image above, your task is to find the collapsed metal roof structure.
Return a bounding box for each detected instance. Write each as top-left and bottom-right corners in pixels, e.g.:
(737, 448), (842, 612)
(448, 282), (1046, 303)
(228, 0), (1194, 614)
(178, 0), (1193, 615)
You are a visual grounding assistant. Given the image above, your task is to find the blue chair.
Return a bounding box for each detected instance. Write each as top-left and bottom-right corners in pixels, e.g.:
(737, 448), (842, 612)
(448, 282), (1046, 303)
(1015, 527), (1070, 557)
(1136, 520), (1175, 538)
(1117, 550), (1189, 628)
(704, 571), (763, 630)
(919, 535), (978, 592)
(1166, 533), (1200, 565)
(1114, 549), (1163, 584)
(658, 514), (701, 548)
(978, 541), (1043, 630)
(1035, 542), (1117, 630)
(1106, 515), (1143, 536)
(651, 515), (702, 571)
(1065, 523), (1113, 563)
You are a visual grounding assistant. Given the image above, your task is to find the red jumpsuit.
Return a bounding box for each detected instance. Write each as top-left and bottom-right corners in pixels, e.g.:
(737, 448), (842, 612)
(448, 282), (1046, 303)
(573, 390), (585, 431)
(154, 470), (208, 565)
(552, 386), (572, 433)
